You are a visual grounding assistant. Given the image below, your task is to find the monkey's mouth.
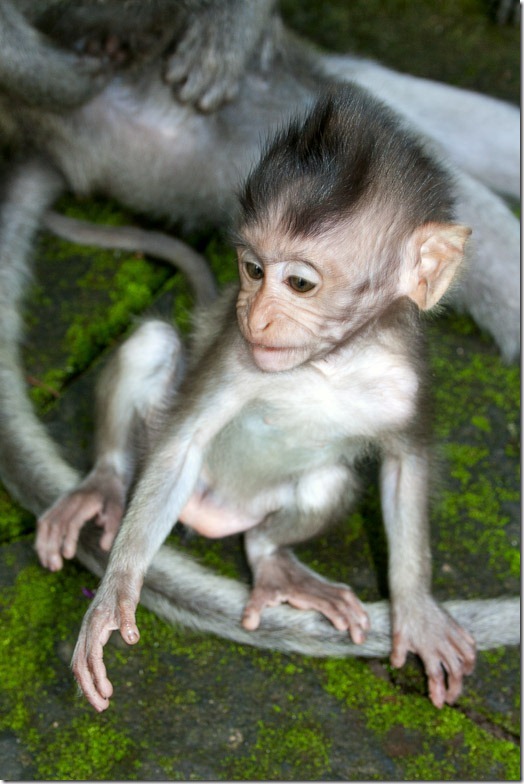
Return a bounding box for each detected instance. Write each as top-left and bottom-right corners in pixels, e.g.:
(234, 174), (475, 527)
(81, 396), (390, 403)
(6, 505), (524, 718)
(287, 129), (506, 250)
(252, 344), (288, 352)
(250, 342), (298, 357)
(249, 342), (307, 372)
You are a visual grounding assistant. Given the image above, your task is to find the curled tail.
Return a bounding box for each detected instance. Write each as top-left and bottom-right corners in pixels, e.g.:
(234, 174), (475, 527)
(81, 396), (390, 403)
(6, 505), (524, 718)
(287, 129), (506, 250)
(77, 522), (520, 658)
(2, 200), (518, 660)
(43, 211), (218, 306)
(1, 205), (217, 511)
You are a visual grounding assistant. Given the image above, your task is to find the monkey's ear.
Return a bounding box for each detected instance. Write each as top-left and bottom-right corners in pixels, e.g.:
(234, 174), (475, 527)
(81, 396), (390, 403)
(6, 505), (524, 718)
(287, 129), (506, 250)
(403, 223), (472, 311)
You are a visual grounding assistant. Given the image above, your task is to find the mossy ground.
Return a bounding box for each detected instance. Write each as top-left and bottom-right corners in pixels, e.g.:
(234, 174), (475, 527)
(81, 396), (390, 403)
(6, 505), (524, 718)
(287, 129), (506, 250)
(0, 1), (519, 780)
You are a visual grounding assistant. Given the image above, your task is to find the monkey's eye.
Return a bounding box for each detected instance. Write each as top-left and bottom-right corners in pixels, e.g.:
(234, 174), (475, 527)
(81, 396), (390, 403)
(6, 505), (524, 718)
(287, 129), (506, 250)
(288, 276), (316, 293)
(245, 262), (264, 281)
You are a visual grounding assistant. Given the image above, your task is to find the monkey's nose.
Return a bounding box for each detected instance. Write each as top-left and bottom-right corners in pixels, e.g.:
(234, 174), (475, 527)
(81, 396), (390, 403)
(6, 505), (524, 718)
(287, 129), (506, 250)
(249, 306), (274, 334)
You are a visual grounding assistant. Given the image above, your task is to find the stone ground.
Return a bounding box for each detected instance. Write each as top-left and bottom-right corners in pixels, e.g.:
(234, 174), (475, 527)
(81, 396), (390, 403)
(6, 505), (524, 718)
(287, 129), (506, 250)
(0, 1), (520, 781)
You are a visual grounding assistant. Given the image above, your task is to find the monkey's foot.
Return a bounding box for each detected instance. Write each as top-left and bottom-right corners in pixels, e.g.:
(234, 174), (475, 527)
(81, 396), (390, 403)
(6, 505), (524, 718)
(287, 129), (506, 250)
(242, 549), (369, 644)
(391, 596), (477, 708)
(36, 467), (125, 571)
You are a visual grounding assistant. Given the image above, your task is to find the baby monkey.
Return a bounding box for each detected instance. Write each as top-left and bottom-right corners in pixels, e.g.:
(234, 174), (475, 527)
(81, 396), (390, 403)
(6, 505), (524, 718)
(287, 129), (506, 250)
(38, 84), (474, 712)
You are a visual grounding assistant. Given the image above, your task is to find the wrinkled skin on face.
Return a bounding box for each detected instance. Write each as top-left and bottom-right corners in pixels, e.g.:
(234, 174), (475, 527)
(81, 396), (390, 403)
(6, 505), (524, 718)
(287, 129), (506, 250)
(235, 219), (386, 372)
(236, 215), (471, 373)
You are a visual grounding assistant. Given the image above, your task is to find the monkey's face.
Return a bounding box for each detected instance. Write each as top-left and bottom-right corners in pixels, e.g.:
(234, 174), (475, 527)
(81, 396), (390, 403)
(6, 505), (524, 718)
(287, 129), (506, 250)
(235, 228), (366, 373)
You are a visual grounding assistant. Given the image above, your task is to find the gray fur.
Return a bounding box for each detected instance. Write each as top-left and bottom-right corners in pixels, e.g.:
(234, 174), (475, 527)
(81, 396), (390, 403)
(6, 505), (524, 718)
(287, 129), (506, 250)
(78, 522), (520, 657)
(0, 5), (519, 679)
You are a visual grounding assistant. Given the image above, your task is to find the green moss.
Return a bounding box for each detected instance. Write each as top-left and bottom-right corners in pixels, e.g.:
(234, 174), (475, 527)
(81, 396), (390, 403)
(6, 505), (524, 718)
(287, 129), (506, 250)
(54, 196), (137, 228)
(0, 560), (137, 779)
(224, 715), (331, 780)
(402, 750), (457, 781)
(0, 566), (59, 705)
(26, 204), (240, 414)
(28, 247), (174, 412)
(459, 654), (520, 739)
(202, 235), (239, 287)
(0, 486), (33, 544)
(35, 715), (136, 781)
(423, 314), (520, 588)
(470, 414), (491, 433)
(434, 442), (519, 580)
(319, 658), (520, 780)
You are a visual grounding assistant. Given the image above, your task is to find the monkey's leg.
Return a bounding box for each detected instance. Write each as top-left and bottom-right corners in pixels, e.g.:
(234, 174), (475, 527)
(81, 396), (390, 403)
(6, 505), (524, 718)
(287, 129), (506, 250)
(380, 448), (476, 707)
(0, 159), (80, 512)
(36, 319), (184, 570)
(0, 2), (109, 110)
(242, 464), (370, 644)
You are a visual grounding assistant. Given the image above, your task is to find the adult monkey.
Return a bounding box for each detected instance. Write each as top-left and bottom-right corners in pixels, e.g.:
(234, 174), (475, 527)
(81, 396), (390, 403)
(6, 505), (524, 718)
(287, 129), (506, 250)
(0, 2), (519, 691)
(0, 0), (276, 112)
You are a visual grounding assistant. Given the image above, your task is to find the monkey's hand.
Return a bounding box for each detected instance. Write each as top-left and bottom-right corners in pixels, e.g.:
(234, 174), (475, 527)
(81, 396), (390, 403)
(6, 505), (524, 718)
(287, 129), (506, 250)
(242, 549), (370, 644)
(71, 578), (141, 712)
(36, 467), (126, 572)
(164, 1), (272, 111)
(12, 48), (109, 110)
(0, 3), (111, 110)
(391, 595), (476, 708)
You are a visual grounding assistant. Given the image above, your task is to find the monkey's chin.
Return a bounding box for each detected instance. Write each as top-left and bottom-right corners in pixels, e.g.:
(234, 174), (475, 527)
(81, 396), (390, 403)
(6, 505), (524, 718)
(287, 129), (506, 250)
(251, 345), (308, 373)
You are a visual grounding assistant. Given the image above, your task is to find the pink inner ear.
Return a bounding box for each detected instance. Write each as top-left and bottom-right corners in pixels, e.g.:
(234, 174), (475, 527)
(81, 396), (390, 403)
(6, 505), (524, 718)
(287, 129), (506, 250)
(405, 222), (471, 311)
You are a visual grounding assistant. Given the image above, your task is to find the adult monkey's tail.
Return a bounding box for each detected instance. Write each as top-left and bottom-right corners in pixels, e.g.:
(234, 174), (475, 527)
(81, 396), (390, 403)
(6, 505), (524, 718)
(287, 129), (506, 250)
(76, 522), (520, 658)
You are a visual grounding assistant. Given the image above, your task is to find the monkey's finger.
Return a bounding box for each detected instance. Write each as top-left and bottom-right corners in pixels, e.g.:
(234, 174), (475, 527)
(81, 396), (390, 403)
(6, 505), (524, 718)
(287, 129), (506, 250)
(242, 583), (299, 631)
(98, 526), (118, 553)
(427, 670), (447, 709)
(427, 651), (470, 709)
(285, 592), (369, 640)
(97, 502), (124, 552)
(444, 670), (464, 705)
(72, 647), (111, 712)
(164, 57), (192, 86)
(390, 631), (409, 669)
(89, 652), (114, 711)
(35, 517), (64, 572)
(197, 80), (239, 113)
(36, 492), (102, 568)
(171, 55), (235, 112)
(451, 627), (477, 673)
(177, 71), (214, 107)
(80, 656), (113, 713)
(241, 593), (269, 631)
(73, 612), (117, 711)
(440, 641), (476, 704)
(61, 495), (105, 559)
(242, 608), (262, 631)
(117, 601), (141, 646)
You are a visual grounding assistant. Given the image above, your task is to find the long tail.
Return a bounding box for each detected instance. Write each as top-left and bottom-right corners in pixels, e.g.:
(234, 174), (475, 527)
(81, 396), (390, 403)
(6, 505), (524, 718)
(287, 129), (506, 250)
(0, 208), (217, 512)
(77, 523), (520, 658)
(43, 211), (218, 306)
(4, 205), (519, 659)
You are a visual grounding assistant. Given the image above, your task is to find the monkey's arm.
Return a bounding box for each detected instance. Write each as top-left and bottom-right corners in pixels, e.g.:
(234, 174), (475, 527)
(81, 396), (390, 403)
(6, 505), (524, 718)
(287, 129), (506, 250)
(165, 0), (276, 111)
(0, 2), (108, 109)
(380, 447), (476, 708)
(71, 355), (253, 711)
(72, 426), (207, 711)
